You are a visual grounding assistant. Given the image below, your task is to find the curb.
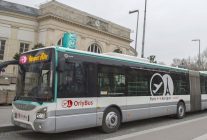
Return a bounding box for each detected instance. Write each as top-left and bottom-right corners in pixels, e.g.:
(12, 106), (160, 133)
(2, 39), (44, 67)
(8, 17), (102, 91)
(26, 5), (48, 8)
(0, 124), (24, 132)
(0, 106), (12, 109)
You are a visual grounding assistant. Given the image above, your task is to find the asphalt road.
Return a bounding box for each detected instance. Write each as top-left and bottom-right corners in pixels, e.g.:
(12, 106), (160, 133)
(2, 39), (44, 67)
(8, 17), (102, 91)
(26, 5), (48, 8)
(1, 111), (207, 140)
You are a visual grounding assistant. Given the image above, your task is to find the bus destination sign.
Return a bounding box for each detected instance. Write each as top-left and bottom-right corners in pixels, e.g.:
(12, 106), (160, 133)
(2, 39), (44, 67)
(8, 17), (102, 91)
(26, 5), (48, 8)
(19, 52), (49, 64)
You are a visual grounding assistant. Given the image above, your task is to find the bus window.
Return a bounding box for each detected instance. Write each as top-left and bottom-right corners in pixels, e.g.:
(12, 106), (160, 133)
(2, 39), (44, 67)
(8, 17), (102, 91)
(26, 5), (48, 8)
(172, 74), (189, 95)
(98, 65), (126, 97)
(58, 61), (85, 98)
(57, 55), (97, 98)
(200, 76), (207, 94)
(127, 69), (150, 96)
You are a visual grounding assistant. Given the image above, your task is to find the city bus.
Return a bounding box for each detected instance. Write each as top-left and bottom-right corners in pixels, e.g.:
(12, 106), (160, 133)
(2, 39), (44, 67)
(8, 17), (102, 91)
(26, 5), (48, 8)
(1, 46), (207, 133)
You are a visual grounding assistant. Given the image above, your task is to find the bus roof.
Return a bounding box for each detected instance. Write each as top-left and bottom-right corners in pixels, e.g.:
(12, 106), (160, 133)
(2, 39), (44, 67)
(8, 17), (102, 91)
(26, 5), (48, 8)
(200, 71), (207, 76)
(53, 46), (189, 73)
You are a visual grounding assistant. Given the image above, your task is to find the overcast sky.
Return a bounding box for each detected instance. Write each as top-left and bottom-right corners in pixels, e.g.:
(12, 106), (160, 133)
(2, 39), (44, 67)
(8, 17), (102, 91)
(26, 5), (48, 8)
(5, 0), (207, 64)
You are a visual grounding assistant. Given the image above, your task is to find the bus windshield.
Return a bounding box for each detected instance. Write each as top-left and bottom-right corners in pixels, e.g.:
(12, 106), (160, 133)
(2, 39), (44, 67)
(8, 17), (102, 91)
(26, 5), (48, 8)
(16, 49), (54, 103)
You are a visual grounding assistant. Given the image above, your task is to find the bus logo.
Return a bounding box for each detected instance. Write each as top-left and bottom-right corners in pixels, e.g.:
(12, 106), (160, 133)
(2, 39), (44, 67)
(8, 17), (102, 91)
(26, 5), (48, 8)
(150, 73), (174, 96)
(61, 99), (93, 108)
(62, 100), (73, 108)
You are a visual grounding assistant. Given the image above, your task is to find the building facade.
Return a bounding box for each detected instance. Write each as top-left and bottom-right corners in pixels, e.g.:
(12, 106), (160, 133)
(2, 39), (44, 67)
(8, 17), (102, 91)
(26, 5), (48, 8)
(0, 0), (135, 76)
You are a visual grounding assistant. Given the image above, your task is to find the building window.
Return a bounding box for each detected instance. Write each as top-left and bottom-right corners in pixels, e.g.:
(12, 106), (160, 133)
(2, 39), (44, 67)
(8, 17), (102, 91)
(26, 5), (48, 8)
(88, 43), (102, 53)
(114, 49), (123, 54)
(0, 40), (6, 60)
(19, 43), (29, 53)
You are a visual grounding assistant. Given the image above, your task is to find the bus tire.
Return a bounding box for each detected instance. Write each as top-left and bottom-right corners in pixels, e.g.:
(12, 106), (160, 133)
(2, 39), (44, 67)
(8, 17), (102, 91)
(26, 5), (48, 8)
(101, 107), (121, 133)
(176, 101), (186, 119)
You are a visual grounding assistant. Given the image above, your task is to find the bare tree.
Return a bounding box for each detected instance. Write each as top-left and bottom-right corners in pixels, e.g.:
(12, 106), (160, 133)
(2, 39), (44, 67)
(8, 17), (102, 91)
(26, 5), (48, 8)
(171, 48), (207, 71)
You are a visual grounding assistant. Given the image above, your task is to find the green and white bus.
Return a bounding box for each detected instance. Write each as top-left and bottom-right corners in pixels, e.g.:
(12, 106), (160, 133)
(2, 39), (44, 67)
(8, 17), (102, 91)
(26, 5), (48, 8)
(1, 46), (207, 133)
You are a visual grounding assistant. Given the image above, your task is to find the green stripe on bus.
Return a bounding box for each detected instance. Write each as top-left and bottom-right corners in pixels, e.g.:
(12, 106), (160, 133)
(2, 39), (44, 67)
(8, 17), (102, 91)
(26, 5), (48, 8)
(53, 47), (58, 103)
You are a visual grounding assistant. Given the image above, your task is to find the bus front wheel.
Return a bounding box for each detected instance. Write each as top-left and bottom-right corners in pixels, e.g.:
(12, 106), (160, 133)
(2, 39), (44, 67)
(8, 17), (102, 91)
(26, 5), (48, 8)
(101, 107), (121, 133)
(176, 101), (186, 119)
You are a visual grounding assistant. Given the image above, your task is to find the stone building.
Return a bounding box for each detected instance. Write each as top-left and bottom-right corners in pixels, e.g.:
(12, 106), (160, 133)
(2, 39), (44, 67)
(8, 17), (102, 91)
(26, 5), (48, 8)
(0, 0), (135, 76)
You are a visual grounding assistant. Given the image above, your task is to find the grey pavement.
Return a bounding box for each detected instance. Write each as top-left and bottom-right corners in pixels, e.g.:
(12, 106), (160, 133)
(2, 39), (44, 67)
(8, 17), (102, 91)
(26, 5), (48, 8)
(107, 115), (207, 140)
(0, 106), (12, 126)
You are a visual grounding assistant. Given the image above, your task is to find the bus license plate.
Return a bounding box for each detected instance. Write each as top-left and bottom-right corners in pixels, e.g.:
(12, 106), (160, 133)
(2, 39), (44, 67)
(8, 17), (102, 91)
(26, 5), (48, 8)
(15, 113), (29, 121)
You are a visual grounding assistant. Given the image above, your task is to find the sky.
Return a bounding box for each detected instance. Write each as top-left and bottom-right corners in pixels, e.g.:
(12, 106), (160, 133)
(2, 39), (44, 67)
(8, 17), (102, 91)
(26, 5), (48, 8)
(5, 0), (207, 64)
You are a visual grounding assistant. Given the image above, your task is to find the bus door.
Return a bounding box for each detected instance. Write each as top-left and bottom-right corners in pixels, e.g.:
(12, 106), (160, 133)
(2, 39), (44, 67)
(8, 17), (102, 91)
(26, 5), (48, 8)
(55, 54), (98, 132)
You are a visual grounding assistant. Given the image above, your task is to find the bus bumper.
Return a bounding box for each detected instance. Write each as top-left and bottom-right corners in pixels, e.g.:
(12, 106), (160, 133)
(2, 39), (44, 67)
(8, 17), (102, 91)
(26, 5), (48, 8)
(33, 117), (56, 133)
(12, 116), (56, 133)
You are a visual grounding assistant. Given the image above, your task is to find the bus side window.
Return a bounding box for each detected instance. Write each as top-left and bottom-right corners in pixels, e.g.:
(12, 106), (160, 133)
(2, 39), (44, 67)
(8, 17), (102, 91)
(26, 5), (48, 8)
(172, 73), (189, 95)
(58, 61), (76, 98)
(127, 68), (150, 96)
(200, 76), (207, 95)
(205, 78), (207, 94)
(57, 55), (97, 98)
(98, 65), (126, 97)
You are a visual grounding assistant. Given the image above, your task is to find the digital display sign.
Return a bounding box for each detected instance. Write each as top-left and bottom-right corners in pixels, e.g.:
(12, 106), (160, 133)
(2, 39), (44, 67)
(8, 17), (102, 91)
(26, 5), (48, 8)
(19, 51), (50, 64)
(28, 52), (48, 63)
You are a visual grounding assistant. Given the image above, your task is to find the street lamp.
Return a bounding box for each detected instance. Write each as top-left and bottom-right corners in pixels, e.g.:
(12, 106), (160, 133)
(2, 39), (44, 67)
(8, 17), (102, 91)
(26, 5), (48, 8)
(129, 10), (139, 56)
(192, 39), (201, 66)
(142, 0), (148, 58)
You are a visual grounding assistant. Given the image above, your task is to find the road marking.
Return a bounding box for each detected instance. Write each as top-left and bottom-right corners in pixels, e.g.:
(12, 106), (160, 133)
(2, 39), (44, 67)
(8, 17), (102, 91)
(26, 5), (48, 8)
(192, 133), (207, 140)
(105, 116), (207, 140)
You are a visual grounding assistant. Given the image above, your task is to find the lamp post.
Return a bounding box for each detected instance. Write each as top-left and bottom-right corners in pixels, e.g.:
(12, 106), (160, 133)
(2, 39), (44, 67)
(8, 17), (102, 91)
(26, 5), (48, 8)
(129, 10), (139, 56)
(142, 0), (148, 58)
(192, 39), (201, 67)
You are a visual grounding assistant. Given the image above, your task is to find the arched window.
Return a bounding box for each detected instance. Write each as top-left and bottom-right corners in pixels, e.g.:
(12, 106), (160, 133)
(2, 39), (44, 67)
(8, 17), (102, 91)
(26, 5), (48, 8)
(88, 43), (102, 53)
(114, 49), (122, 54)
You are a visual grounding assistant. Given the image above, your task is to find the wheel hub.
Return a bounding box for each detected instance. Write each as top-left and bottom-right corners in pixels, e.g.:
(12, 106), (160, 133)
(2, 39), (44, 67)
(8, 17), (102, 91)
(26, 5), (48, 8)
(105, 112), (118, 129)
(179, 105), (184, 117)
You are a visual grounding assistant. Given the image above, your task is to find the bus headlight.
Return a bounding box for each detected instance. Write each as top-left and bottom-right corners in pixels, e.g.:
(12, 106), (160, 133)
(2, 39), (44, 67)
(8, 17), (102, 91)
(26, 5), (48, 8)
(36, 107), (47, 119)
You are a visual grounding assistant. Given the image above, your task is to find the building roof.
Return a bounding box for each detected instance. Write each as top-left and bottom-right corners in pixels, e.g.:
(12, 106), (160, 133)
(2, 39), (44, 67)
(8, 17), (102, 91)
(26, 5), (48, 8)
(0, 0), (39, 16)
(0, 0), (131, 41)
(39, 0), (131, 40)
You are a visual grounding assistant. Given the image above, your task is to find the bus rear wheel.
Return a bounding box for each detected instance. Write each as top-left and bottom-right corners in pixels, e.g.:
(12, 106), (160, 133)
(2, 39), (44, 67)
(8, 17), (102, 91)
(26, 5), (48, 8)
(176, 101), (186, 119)
(101, 107), (121, 133)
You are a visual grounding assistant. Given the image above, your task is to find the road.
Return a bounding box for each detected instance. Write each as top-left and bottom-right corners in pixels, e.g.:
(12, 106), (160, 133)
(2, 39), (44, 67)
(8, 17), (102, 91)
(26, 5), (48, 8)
(1, 111), (207, 140)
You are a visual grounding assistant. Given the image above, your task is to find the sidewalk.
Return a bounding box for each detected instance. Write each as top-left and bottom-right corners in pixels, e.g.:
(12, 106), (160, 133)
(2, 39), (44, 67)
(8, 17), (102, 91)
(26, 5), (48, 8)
(0, 106), (12, 126)
(0, 106), (24, 132)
